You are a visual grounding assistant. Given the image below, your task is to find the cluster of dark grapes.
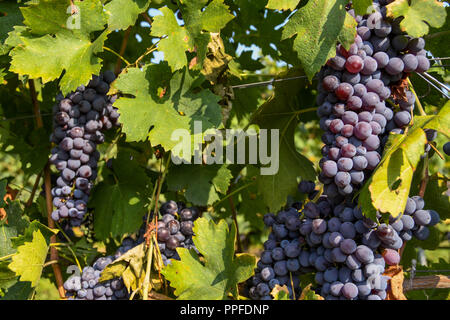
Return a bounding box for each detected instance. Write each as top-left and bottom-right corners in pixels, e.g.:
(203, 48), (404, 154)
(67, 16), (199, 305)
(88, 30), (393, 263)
(63, 200), (200, 300)
(249, 181), (441, 300)
(317, 0), (430, 202)
(156, 200), (200, 266)
(301, 190), (440, 300)
(247, 203), (305, 300)
(63, 237), (138, 300)
(49, 71), (120, 226)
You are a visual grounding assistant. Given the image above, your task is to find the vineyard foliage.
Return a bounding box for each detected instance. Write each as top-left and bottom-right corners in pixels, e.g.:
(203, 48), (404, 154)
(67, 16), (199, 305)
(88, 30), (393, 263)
(0, 0), (448, 300)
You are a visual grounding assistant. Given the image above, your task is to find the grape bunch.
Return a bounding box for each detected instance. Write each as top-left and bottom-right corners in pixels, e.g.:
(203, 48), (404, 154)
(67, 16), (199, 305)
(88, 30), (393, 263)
(63, 237), (137, 300)
(247, 203), (308, 300)
(251, 178), (442, 300)
(49, 71), (120, 226)
(156, 200), (200, 266)
(317, 0), (430, 201)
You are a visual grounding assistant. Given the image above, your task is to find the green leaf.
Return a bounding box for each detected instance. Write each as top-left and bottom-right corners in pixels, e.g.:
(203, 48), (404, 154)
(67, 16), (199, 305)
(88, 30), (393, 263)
(0, 2), (23, 54)
(251, 69), (316, 211)
(424, 6), (450, 59)
(386, 0), (446, 37)
(352, 0), (374, 16)
(162, 217), (256, 300)
(170, 68), (222, 129)
(10, 220), (56, 249)
(0, 179), (6, 208)
(90, 151), (152, 240)
(20, 0), (69, 35)
(151, 7), (194, 71)
(8, 230), (49, 287)
(167, 164), (232, 206)
(282, 0), (357, 80)
(20, 0), (106, 35)
(199, 0), (235, 32)
(105, 0), (151, 30)
(0, 261), (18, 292)
(0, 201), (30, 258)
(111, 65), (191, 146)
(423, 173), (450, 220)
(10, 30), (109, 95)
(152, 2), (234, 70)
(0, 281), (34, 300)
(266, 0), (300, 11)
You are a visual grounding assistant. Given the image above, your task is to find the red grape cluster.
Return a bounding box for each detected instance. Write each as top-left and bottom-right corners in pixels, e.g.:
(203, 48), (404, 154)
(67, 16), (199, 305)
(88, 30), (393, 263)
(49, 71), (120, 226)
(317, 0), (430, 202)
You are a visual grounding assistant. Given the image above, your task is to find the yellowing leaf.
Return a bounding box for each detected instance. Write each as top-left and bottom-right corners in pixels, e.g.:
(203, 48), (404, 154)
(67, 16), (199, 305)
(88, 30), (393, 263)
(299, 283), (324, 300)
(359, 102), (449, 219)
(266, 0), (300, 11)
(100, 243), (146, 292)
(369, 149), (414, 218)
(8, 230), (49, 287)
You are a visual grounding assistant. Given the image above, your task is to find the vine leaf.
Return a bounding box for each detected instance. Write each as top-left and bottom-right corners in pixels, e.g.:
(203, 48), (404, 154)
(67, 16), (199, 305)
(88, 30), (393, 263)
(9, 0), (108, 95)
(0, 201), (30, 258)
(0, 2), (23, 55)
(299, 283), (324, 300)
(112, 65), (222, 148)
(162, 217), (256, 300)
(104, 0), (151, 31)
(151, 6), (194, 71)
(386, 0), (446, 37)
(90, 151), (152, 240)
(169, 68), (222, 130)
(423, 173), (450, 220)
(111, 65), (190, 146)
(8, 229), (51, 287)
(352, 0), (374, 16)
(266, 0), (300, 11)
(251, 69), (316, 212)
(281, 0), (357, 80)
(167, 165), (232, 206)
(152, 2), (234, 71)
(100, 243), (146, 293)
(359, 101), (450, 219)
(0, 281), (34, 300)
(271, 284), (290, 300)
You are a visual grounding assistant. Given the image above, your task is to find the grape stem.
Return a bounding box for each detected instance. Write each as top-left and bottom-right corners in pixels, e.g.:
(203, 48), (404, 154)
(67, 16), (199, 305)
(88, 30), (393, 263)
(103, 46), (131, 66)
(25, 171), (42, 208)
(227, 189), (242, 253)
(142, 153), (171, 301)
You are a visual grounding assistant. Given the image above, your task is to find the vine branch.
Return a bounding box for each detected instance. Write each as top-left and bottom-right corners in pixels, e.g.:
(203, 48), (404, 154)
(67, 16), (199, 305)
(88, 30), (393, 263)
(114, 27), (132, 76)
(403, 275), (450, 291)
